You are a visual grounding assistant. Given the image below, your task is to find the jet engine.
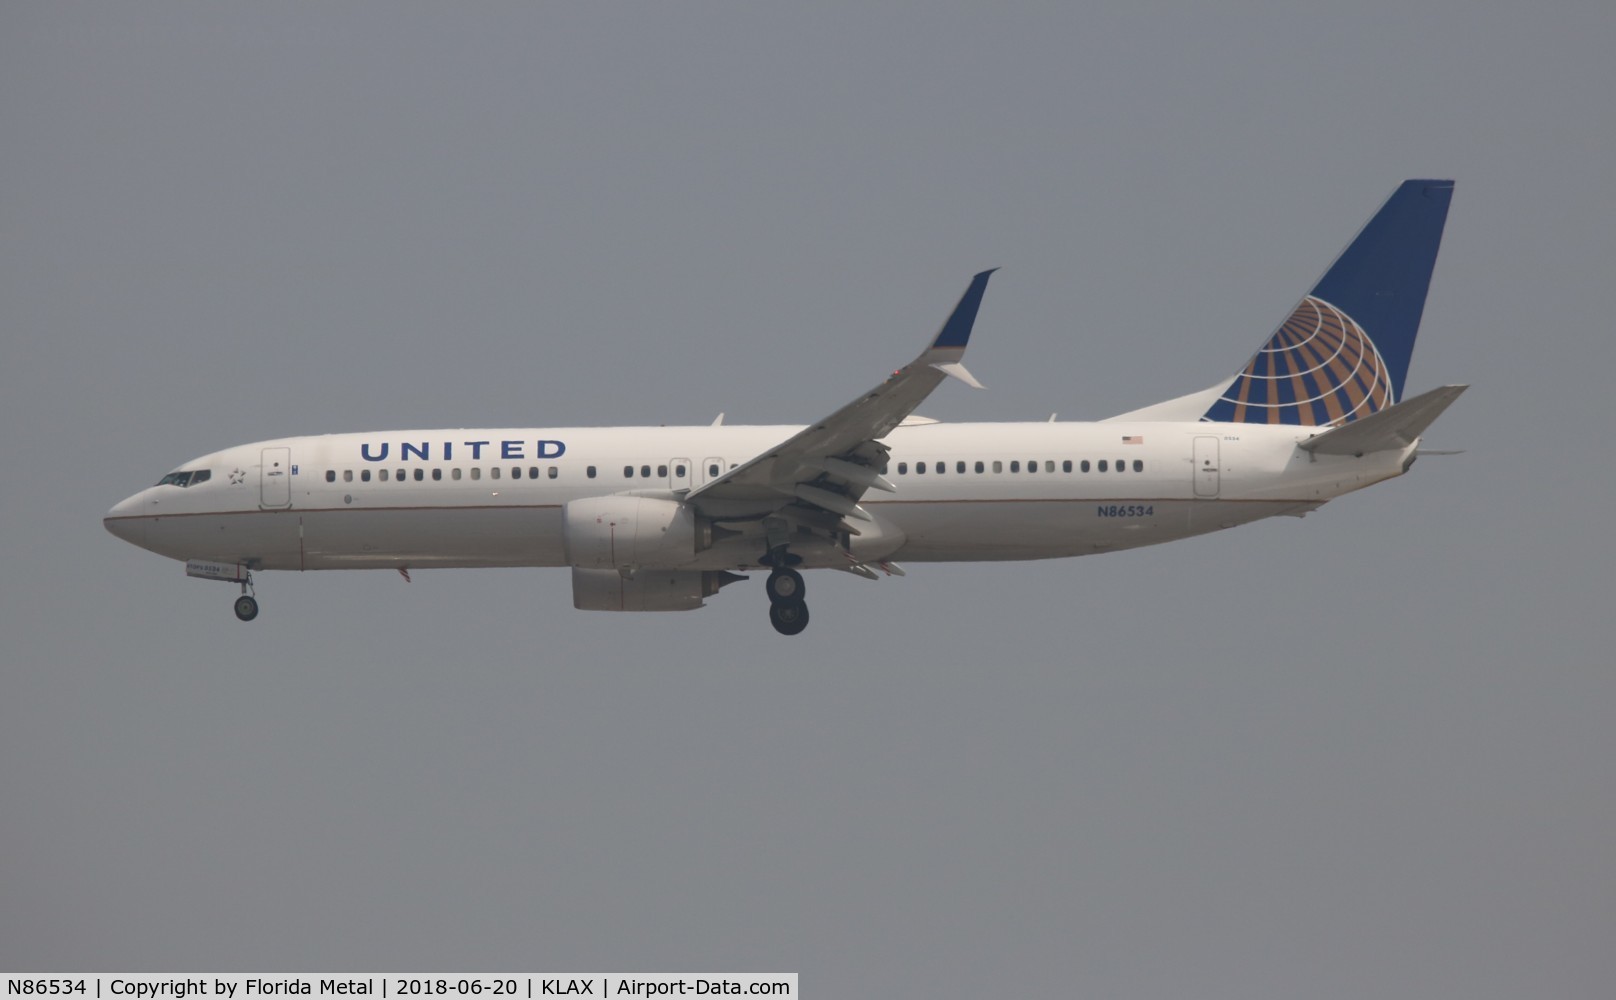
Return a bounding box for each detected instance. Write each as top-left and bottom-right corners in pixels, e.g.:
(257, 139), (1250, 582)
(563, 495), (700, 571)
(571, 567), (746, 612)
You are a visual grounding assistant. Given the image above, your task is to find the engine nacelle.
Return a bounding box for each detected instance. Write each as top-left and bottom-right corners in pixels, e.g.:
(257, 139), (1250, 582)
(571, 567), (745, 612)
(563, 495), (699, 570)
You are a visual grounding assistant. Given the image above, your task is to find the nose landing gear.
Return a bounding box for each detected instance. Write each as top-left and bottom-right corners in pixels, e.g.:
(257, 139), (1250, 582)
(232, 569), (259, 621)
(185, 559), (263, 621)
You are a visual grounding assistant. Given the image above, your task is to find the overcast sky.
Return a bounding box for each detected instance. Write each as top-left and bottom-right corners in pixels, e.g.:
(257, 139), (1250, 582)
(3, 2), (1614, 996)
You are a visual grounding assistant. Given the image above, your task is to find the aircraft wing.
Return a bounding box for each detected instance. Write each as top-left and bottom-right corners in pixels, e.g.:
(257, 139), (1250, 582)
(686, 270), (996, 522)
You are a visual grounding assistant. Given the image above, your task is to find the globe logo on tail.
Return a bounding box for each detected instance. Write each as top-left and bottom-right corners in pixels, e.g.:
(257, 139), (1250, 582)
(1207, 295), (1394, 426)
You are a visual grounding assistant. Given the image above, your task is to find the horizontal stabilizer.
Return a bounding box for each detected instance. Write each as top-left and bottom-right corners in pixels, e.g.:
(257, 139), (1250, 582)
(1299, 384), (1468, 456)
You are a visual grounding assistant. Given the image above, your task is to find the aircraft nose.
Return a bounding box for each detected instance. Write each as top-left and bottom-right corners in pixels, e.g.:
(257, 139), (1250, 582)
(104, 495), (147, 547)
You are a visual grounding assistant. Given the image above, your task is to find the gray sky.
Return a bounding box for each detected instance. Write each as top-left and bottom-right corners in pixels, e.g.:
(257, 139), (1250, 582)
(3, 2), (1614, 996)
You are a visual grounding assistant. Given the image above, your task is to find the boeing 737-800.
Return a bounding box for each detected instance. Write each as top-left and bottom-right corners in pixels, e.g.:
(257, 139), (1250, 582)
(106, 180), (1464, 635)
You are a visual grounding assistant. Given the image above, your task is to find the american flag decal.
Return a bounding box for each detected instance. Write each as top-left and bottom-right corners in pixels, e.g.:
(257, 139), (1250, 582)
(1122, 435), (1143, 445)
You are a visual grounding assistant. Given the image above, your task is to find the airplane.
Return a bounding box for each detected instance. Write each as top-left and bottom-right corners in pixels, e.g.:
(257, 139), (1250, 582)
(105, 179), (1464, 635)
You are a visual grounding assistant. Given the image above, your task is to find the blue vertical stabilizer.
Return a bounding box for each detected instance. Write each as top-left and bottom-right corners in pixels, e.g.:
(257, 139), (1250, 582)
(1203, 180), (1453, 426)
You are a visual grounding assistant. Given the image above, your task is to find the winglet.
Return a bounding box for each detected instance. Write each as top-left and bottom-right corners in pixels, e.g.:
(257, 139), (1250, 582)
(930, 361), (984, 389)
(928, 269), (998, 351)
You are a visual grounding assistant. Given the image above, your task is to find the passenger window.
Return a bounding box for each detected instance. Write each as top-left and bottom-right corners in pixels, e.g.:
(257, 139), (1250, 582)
(624, 466), (634, 478)
(452, 468), (462, 481)
(992, 460), (1003, 473)
(1115, 458), (1125, 472)
(432, 469), (442, 481)
(1081, 460), (1091, 473)
(641, 465), (652, 478)
(1063, 460), (1072, 473)
(414, 468), (424, 481)
(957, 461), (966, 474)
(1098, 460), (1107, 472)
(1133, 459), (1144, 472)
(675, 464), (686, 477)
(362, 470), (372, 482)
(935, 462), (945, 474)
(658, 464), (668, 478)
(975, 461), (985, 474)
(529, 467), (539, 479)
(325, 470), (336, 483)
(708, 463), (720, 477)
(379, 469), (389, 482)
(1045, 460), (1055, 473)
(471, 467), (482, 481)
(396, 469), (405, 482)
(344, 470), (354, 483)
(587, 466), (597, 479)
(548, 467), (559, 479)
(898, 462), (908, 475)
(916, 462), (926, 474)
(490, 467), (501, 480)
(1010, 461), (1020, 473)
(1027, 460), (1037, 474)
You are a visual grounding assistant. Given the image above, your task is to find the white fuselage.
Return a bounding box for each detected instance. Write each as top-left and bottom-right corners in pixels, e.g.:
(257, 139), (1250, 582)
(104, 420), (1411, 573)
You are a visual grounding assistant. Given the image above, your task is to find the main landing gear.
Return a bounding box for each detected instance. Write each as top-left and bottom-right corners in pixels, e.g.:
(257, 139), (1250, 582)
(768, 596), (809, 636)
(764, 559), (810, 636)
(765, 566), (805, 603)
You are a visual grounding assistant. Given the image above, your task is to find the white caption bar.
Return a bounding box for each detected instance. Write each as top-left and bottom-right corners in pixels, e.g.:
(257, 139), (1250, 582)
(2, 977), (796, 999)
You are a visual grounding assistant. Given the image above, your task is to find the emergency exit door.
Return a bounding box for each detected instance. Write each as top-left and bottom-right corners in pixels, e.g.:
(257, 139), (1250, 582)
(669, 458), (693, 491)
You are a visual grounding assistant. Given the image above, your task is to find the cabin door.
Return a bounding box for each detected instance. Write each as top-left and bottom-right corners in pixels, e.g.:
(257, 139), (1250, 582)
(1193, 437), (1220, 498)
(260, 447), (293, 508)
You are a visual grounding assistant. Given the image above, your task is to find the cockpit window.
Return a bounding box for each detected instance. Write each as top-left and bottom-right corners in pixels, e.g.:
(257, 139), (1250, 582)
(155, 469), (212, 488)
